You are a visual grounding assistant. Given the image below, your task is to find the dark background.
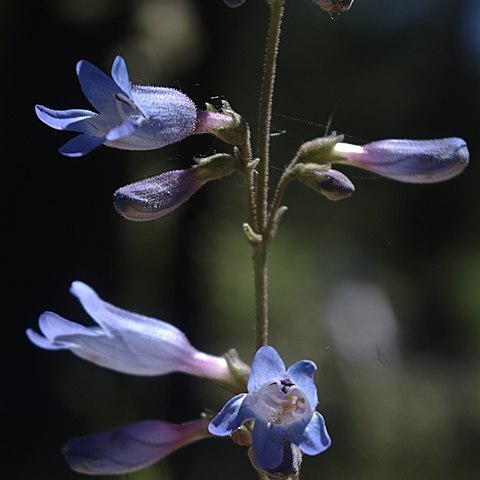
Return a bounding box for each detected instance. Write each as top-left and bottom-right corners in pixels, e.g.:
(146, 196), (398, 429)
(5, 1), (480, 479)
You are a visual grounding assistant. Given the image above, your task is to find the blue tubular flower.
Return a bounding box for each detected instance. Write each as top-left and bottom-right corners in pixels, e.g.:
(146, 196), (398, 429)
(63, 418), (210, 475)
(209, 346), (331, 470)
(26, 282), (236, 385)
(333, 137), (469, 183)
(35, 56), (198, 157)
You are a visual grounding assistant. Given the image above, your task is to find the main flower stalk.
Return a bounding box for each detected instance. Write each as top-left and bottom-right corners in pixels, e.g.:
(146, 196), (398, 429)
(253, 0), (285, 349)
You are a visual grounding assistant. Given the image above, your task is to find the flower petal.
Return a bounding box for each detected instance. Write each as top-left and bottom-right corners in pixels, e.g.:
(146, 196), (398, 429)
(58, 134), (105, 157)
(35, 105), (96, 132)
(248, 346), (286, 392)
(208, 393), (250, 436)
(287, 360), (318, 407)
(252, 420), (286, 470)
(111, 56), (131, 97)
(106, 120), (139, 141)
(63, 419), (210, 475)
(297, 411), (331, 456)
(76, 59), (125, 115)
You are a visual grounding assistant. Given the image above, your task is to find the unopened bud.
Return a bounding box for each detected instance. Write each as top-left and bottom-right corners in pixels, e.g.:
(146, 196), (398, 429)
(223, 0), (246, 7)
(114, 169), (204, 221)
(114, 154), (237, 221)
(333, 137), (469, 184)
(294, 164), (355, 201)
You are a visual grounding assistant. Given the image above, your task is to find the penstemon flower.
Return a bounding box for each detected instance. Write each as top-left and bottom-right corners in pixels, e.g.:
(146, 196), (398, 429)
(26, 282), (242, 388)
(35, 56), (235, 157)
(333, 137), (469, 184)
(209, 346), (331, 471)
(63, 418), (211, 475)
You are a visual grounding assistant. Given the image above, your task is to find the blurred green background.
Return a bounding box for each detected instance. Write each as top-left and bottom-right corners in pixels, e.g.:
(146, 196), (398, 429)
(7, 0), (480, 479)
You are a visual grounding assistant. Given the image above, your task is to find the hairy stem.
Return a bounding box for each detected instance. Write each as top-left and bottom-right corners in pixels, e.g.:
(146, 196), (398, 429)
(257, 0), (284, 230)
(253, 0), (285, 349)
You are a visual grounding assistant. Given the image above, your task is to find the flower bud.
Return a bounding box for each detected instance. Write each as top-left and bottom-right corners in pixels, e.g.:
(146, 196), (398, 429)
(113, 154), (237, 221)
(333, 137), (469, 184)
(314, 0), (355, 14)
(293, 163), (355, 201)
(114, 169), (204, 221)
(223, 0), (246, 7)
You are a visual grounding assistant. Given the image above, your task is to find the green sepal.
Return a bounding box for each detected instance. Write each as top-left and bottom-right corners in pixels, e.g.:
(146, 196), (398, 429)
(205, 100), (250, 147)
(193, 153), (239, 182)
(223, 348), (251, 392)
(296, 133), (346, 165)
(243, 223), (262, 246)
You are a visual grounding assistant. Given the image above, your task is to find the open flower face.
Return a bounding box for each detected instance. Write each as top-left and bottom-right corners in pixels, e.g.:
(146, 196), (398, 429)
(35, 56), (198, 157)
(209, 346), (331, 470)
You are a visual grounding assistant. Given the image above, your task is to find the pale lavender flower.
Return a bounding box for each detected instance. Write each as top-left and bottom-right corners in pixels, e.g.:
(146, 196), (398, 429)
(35, 56), (234, 157)
(334, 137), (469, 183)
(26, 282), (233, 384)
(209, 346), (331, 470)
(63, 418), (210, 475)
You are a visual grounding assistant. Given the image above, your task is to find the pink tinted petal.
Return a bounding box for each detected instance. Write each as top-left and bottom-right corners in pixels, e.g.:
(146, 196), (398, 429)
(63, 419), (210, 475)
